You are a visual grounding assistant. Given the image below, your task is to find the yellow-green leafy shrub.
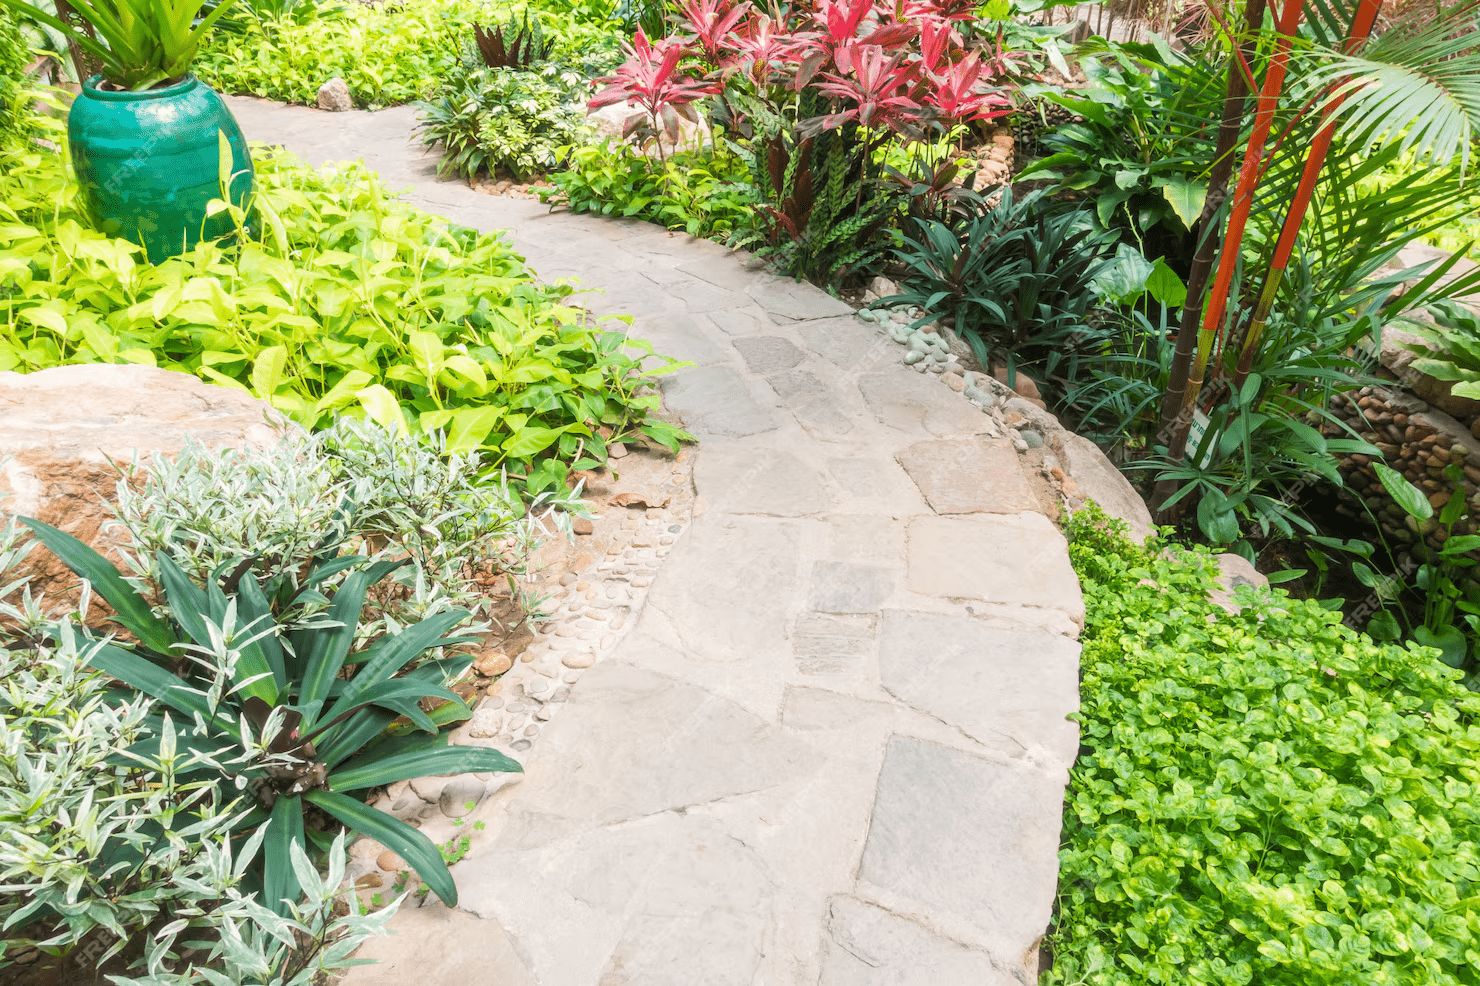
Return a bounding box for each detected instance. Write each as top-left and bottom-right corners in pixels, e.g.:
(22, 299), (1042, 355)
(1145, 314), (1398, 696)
(0, 128), (688, 493)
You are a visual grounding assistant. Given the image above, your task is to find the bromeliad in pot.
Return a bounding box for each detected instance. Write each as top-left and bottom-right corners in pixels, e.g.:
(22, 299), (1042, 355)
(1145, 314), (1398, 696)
(3, 0), (254, 261)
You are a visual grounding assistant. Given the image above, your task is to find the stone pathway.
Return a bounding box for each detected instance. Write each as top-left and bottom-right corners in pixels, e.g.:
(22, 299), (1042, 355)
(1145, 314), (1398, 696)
(226, 99), (1104, 986)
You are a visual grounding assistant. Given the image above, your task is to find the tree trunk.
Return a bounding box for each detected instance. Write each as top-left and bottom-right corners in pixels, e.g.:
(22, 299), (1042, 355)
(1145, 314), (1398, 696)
(1151, 0), (1266, 520)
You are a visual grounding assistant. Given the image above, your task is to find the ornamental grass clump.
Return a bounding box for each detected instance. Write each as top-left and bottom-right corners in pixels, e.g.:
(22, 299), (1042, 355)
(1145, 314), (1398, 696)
(1050, 504), (1480, 986)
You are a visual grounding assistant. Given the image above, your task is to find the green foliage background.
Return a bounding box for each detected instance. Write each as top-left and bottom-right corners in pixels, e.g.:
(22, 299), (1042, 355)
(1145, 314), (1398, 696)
(1051, 507), (1480, 985)
(194, 0), (477, 108)
(0, 7), (27, 142)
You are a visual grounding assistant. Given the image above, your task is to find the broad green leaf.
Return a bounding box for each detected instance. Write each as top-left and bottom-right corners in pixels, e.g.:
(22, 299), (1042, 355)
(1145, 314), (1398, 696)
(355, 384), (408, 435)
(447, 406), (503, 452)
(263, 795), (305, 917)
(1374, 462), (1434, 520)
(306, 790), (459, 905)
(328, 745), (522, 793)
(1155, 176), (1208, 228)
(251, 345), (289, 400)
(21, 518), (176, 655)
(1144, 259), (1187, 308)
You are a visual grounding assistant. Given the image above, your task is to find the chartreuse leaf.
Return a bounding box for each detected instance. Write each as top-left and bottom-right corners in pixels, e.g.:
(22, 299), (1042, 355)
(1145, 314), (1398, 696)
(328, 745), (521, 793)
(1155, 175), (1208, 228)
(21, 518), (176, 656)
(306, 790), (460, 905)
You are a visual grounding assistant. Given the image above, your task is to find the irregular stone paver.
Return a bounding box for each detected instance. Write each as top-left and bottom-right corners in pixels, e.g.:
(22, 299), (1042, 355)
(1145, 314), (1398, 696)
(879, 609), (1080, 763)
(858, 371), (995, 437)
(896, 436), (1038, 514)
(857, 736), (1065, 969)
(226, 99), (1087, 986)
(733, 335), (808, 373)
(820, 896), (1020, 986)
(908, 513), (1086, 626)
(660, 365), (780, 439)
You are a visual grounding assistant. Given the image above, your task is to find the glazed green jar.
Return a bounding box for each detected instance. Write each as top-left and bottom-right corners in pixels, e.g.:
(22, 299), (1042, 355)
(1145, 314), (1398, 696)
(68, 74), (255, 263)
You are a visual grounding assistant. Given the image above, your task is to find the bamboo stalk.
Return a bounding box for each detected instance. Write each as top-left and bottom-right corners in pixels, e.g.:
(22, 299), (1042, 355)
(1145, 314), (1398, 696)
(1230, 0), (1385, 388)
(1173, 0), (1304, 448)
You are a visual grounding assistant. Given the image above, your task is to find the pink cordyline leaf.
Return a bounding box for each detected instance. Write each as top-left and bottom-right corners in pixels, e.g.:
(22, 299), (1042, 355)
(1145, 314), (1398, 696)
(590, 28), (720, 120)
(905, 0), (978, 22)
(926, 51), (1011, 122)
(677, 0), (753, 66)
(814, 44), (921, 129)
(724, 12), (812, 80)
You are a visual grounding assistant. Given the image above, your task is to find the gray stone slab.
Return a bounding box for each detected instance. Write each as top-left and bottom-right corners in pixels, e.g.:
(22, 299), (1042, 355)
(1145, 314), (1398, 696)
(859, 372), (991, 438)
(879, 610), (1079, 764)
(708, 309), (772, 336)
(347, 902), (534, 986)
(820, 896), (1019, 986)
(907, 514), (1084, 626)
(858, 736), (1064, 958)
(733, 335), (807, 374)
(457, 811), (777, 986)
(677, 253), (768, 291)
(781, 687), (892, 731)
(896, 437), (1038, 515)
(693, 447), (827, 516)
(478, 661), (822, 850)
(797, 317), (893, 370)
(794, 612), (876, 675)
(748, 276), (858, 321)
(628, 317), (730, 367)
(807, 561), (894, 613)
(645, 516), (800, 663)
(661, 366), (779, 439)
(767, 370), (857, 435)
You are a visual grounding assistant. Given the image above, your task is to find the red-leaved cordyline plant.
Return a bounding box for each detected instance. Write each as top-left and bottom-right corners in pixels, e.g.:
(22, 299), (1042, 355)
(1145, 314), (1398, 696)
(591, 0), (1016, 147)
(590, 28), (721, 159)
(677, 0), (752, 67)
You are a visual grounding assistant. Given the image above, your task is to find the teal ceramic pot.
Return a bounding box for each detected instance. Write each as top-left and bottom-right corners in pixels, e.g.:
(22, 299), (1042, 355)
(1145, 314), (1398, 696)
(68, 74), (254, 263)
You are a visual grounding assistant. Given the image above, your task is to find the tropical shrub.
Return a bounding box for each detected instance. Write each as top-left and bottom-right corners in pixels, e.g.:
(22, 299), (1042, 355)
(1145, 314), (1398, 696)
(1403, 300), (1480, 401)
(110, 421), (568, 636)
(25, 517), (522, 918)
(884, 188), (1115, 380)
(1050, 504), (1480, 986)
(471, 10), (554, 69)
(417, 64), (598, 181)
(589, 0), (1021, 285)
(0, 0), (239, 90)
(1018, 39), (1224, 264)
(547, 137), (755, 239)
(0, 131), (690, 495)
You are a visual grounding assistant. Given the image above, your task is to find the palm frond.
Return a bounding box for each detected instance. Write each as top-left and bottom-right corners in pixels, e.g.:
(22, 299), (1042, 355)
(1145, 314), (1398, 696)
(1300, 9), (1480, 174)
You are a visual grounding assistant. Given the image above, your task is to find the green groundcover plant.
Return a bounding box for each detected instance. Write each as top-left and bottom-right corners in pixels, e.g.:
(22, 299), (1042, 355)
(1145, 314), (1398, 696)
(0, 124), (689, 494)
(1050, 505), (1480, 986)
(546, 138), (755, 240)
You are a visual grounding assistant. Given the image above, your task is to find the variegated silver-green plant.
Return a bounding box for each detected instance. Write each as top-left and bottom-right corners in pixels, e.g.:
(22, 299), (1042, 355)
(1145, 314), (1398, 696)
(108, 420), (578, 640)
(22, 516), (522, 919)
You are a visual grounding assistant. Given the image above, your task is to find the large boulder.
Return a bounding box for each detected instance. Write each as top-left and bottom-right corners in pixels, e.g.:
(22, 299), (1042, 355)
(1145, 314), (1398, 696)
(1059, 432), (1155, 543)
(0, 364), (287, 602)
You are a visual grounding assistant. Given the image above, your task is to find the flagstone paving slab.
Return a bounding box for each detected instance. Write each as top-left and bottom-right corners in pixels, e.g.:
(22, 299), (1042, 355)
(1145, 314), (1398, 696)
(228, 99), (1089, 986)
